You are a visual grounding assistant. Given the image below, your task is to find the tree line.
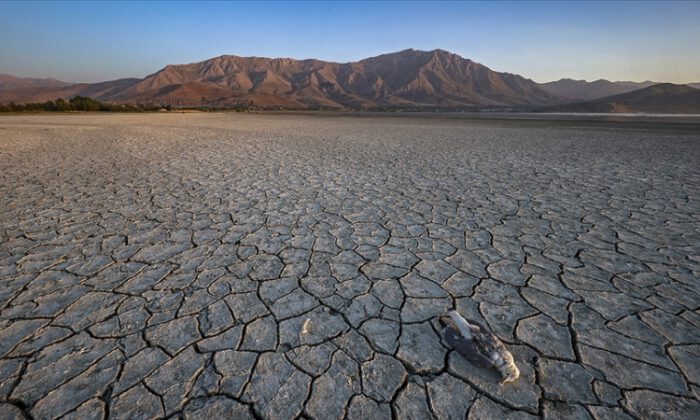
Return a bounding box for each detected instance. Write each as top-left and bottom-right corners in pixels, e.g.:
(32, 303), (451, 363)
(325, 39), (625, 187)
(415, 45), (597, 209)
(0, 96), (170, 112)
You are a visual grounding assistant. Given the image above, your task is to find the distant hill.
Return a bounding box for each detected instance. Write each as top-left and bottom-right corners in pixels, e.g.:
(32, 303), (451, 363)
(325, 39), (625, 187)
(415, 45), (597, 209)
(0, 74), (73, 92)
(0, 49), (562, 109)
(0, 78), (141, 103)
(539, 78), (658, 101)
(551, 83), (700, 114)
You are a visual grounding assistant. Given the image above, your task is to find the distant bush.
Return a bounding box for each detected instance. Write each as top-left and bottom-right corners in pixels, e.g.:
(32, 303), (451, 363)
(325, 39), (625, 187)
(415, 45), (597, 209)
(0, 96), (171, 113)
(69, 96), (106, 111)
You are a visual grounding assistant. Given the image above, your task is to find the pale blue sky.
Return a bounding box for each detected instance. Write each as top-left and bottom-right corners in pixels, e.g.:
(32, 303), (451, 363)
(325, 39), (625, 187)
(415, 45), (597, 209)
(1, 1), (699, 83)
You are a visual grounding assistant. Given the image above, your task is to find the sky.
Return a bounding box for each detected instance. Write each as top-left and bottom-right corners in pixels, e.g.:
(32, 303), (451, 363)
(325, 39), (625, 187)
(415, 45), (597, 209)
(1, 1), (699, 84)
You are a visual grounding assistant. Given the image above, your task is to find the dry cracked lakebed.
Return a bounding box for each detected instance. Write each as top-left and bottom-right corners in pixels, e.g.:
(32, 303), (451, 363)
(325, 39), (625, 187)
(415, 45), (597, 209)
(1, 113), (699, 419)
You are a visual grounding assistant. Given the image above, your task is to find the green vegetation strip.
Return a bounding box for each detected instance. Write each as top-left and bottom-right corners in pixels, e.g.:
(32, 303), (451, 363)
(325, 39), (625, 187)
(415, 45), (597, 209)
(0, 96), (170, 112)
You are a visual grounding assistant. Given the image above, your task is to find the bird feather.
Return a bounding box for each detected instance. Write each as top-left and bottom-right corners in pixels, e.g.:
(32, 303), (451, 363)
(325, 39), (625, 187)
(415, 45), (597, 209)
(447, 310), (476, 339)
(443, 326), (493, 368)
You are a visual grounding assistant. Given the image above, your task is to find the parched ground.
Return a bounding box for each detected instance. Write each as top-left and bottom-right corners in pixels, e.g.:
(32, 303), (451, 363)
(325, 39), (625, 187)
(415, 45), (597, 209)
(0, 113), (699, 419)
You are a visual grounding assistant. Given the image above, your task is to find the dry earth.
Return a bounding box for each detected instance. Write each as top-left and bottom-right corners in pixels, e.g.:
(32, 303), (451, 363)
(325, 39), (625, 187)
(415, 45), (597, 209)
(1, 113), (699, 419)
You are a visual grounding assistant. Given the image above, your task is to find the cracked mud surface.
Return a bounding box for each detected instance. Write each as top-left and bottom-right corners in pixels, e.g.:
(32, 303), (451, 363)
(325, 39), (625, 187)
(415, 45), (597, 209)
(1, 113), (699, 419)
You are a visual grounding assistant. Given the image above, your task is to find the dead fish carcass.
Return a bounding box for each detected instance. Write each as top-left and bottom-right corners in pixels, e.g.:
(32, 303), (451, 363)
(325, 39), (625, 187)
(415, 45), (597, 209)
(440, 310), (520, 384)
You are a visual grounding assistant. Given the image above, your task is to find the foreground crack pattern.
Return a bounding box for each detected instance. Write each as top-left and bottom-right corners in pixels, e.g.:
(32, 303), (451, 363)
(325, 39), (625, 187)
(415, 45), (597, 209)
(1, 114), (699, 419)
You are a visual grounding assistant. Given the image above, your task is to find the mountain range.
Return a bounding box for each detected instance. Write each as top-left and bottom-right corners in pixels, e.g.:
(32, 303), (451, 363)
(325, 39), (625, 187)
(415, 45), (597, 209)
(1, 49), (698, 113)
(550, 83), (700, 114)
(539, 78), (660, 101)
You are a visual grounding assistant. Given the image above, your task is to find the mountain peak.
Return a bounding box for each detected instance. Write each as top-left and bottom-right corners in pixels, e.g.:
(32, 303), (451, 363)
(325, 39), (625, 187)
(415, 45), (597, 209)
(429, 48), (456, 56)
